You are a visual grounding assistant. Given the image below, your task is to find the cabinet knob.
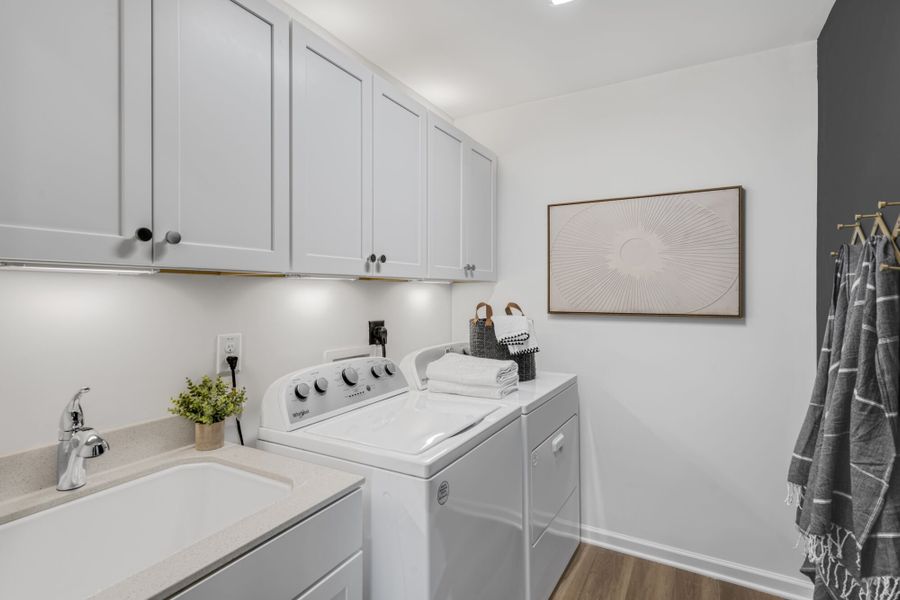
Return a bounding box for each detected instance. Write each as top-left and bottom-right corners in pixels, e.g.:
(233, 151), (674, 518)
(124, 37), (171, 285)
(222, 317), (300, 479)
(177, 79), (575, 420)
(165, 231), (182, 245)
(379, 255), (387, 264)
(135, 227), (153, 242)
(369, 254), (377, 263)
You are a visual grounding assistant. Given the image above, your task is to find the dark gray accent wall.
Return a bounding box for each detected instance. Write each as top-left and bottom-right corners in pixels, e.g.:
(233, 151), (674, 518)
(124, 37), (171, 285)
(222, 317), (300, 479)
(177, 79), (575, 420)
(817, 0), (900, 343)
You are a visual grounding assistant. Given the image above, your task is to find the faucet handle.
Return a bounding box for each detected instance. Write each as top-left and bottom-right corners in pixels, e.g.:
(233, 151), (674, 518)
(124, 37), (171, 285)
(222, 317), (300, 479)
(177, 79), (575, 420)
(60, 387), (91, 436)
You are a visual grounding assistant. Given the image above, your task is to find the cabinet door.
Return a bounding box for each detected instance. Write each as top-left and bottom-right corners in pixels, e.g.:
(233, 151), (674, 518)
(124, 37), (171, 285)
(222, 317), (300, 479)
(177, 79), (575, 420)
(372, 77), (427, 279)
(292, 24), (373, 276)
(464, 140), (498, 281)
(427, 115), (467, 280)
(153, 0), (290, 272)
(0, 0), (152, 266)
(296, 552), (362, 600)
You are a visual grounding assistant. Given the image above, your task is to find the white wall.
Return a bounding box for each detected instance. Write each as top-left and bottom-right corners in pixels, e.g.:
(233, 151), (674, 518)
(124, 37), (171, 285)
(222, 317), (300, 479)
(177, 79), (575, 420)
(0, 273), (450, 455)
(453, 43), (818, 592)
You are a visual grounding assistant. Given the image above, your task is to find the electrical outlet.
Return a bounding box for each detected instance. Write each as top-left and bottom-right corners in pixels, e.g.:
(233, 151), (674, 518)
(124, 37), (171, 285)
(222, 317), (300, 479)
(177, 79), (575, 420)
(368, 320), (385, 345)
(216, 333), (242, 374)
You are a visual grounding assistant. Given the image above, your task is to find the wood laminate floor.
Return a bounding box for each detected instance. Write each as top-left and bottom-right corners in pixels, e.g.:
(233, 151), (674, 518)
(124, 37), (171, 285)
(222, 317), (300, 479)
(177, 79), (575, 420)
(550, 545), (782, 600)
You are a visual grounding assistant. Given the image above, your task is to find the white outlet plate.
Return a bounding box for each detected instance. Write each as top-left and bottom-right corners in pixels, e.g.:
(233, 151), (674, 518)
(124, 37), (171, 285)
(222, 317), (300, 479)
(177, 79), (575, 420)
(216, 333), (242, 375)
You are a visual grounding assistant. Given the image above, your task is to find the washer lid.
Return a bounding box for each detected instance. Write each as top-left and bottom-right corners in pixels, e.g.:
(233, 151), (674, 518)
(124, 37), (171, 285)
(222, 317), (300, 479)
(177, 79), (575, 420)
(306, 394), (500, 455)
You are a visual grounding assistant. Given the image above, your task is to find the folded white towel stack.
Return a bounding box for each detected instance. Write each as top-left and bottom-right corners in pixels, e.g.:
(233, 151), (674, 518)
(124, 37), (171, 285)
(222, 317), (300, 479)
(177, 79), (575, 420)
(428, 379), (517, 399)
(425, 352), (518, 399)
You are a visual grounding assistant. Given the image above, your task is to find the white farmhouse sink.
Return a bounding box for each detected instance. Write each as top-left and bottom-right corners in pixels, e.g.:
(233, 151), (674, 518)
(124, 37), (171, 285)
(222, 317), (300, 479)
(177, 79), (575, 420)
(0, 462), (290, 599)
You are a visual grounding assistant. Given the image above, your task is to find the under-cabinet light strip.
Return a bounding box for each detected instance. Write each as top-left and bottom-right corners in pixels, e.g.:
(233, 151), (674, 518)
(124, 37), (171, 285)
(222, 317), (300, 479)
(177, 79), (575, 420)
(0, 262), (158, 275)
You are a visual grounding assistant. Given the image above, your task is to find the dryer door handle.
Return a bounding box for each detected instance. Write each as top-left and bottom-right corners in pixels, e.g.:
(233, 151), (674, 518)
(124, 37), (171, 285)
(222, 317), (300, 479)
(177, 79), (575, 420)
(551, 433), (565, 454)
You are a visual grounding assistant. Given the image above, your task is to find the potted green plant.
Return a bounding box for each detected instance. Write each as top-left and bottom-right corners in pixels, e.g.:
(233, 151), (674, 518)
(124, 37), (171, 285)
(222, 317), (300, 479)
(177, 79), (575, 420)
(169, 376), (247, 451)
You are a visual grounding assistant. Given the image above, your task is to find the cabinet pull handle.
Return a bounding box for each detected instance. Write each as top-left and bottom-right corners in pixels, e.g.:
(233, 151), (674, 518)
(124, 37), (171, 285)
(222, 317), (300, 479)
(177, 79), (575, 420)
(135, 228), (153, 242)
(552, 433), (565, 454)
(369, 254), (377, 263)
(379, 255), (387, 264)
(165, 231), (182, 245)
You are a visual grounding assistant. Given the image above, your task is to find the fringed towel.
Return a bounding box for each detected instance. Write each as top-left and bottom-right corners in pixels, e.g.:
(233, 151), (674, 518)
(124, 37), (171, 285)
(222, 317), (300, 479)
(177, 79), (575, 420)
(787, 237), (900, 600)
(492, 315), (540, 356)
(492, 315), (530, 344)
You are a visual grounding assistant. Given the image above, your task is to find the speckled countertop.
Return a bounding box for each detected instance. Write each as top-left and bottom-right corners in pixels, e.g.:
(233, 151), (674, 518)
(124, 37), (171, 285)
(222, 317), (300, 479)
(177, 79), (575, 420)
(0, 443), (363, 600)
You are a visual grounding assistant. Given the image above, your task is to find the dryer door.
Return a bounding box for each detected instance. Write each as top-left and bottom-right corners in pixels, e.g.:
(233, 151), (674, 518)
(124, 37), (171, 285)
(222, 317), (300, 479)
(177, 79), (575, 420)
(530, 415), (579, 542)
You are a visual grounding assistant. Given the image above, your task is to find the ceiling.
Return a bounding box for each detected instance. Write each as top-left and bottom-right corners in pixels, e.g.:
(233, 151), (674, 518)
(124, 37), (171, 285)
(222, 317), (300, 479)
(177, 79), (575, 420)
(284, 0), (834, 118)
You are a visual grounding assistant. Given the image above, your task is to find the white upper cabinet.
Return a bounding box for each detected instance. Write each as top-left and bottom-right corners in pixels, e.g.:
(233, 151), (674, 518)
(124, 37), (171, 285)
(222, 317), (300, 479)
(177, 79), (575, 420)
(427, 116), (498, 282)
(0, 0), (153, 265)
(0, 2), (496, 279)
(292, 24), (373, 276)
(427, 115), (467, 281)
(152, 0), (290, 272)
(372, 77), (428, 279)
(464, 140), (498, 281)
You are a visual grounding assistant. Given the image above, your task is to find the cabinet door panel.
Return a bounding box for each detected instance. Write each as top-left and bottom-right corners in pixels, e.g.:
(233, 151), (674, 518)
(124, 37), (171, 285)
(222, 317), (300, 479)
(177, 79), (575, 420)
(0, 0), (152, 265)
(292, 25), (373, 276)
(372, 78), (427, 279)
(153, 0), (289, 271)
(427, 115), (466, 280)
(295, 552), (362, 600)
(464, 141), (497, 281)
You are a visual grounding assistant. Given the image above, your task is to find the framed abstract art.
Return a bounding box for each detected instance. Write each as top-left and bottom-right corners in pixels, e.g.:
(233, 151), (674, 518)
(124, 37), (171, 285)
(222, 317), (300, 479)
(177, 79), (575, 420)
(547, 186), (744, 317)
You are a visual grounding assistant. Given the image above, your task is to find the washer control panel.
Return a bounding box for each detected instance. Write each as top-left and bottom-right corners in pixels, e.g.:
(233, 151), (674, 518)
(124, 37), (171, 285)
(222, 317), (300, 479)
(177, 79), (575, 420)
(261, 356), (406, 431)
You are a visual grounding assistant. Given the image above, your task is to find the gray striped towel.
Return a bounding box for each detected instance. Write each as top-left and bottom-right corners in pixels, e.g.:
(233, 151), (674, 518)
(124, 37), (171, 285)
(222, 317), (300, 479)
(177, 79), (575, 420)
(788, 237), (900, 600)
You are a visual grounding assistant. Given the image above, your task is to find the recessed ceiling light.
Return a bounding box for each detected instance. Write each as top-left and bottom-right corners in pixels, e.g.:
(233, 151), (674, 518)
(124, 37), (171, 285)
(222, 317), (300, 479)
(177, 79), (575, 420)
(550, 0), (576, 5)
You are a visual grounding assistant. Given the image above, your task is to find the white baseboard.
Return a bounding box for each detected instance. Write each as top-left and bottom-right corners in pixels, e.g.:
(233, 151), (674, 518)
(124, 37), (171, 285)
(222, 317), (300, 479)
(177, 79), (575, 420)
(580, 524), (814, 600)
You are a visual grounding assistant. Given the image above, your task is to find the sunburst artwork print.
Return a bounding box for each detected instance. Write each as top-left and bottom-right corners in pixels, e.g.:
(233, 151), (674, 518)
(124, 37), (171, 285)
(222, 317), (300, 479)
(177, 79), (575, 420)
(548, 187), (743, 317)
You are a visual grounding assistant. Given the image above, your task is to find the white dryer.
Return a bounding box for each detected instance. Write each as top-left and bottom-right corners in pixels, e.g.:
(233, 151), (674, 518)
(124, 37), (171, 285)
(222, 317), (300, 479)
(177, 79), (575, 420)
(400, 343), (580, 600)
(257, 355), (525, 600)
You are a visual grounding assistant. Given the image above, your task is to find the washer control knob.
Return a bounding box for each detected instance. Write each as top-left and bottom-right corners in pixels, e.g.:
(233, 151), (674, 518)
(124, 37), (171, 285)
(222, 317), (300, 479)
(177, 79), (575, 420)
(342, 367), (359, 386)
(384, 361), (396, 376)
(371, 364), (384, 378)
(294, 383), (311, 400)
(314, 377), (329, 393)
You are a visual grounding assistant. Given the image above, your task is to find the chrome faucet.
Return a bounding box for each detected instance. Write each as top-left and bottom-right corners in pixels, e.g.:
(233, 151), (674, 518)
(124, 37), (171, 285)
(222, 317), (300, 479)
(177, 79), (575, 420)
(57, 387), (109, 491)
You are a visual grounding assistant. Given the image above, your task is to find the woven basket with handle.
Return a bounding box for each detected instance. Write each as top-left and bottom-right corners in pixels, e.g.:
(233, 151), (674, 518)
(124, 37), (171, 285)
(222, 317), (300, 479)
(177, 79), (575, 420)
(469, 302), (513, 361)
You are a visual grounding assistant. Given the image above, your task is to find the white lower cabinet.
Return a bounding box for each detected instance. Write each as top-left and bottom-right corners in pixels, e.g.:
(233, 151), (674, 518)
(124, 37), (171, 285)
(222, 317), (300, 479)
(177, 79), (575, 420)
(171, 489), (362, 600)
(296, 552), (362, 600)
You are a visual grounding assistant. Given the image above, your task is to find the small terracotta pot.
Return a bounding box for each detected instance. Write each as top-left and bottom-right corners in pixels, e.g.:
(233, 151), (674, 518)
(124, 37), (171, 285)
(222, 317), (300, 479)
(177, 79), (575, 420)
(195, 421), (225, 451)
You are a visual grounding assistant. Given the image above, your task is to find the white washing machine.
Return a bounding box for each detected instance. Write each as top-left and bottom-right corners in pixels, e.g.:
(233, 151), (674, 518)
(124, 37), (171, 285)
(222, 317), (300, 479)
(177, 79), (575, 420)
(257, 355), (525, 600)
(400, 343), (580, 600)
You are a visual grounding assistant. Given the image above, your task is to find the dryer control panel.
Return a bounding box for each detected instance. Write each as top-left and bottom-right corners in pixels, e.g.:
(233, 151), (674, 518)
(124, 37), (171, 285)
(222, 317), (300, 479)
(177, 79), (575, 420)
(260, 357), (407, 431)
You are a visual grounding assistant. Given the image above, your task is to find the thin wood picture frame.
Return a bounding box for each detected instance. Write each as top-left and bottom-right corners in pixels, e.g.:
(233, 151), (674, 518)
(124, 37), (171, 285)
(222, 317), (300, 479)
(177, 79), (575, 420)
(547, 186), (744, 318)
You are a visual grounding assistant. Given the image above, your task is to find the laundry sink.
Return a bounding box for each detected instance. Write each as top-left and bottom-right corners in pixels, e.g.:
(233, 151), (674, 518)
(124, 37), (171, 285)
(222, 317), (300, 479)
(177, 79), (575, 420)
(0, 462), (291, 599)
